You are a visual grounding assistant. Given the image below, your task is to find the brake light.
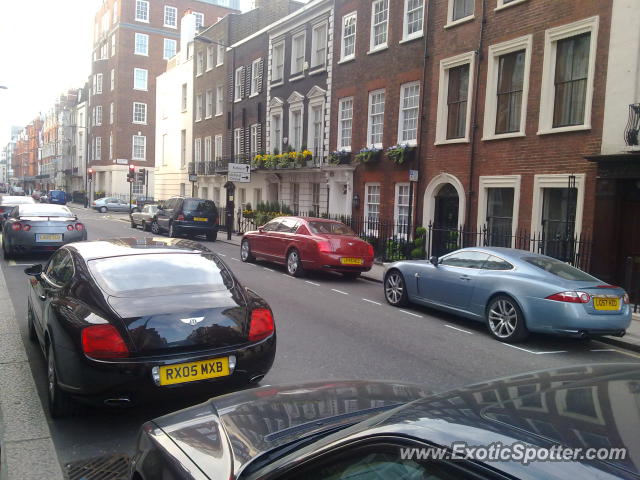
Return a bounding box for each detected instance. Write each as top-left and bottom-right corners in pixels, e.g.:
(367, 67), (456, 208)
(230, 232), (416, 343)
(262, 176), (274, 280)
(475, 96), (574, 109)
(317, 240), (332, 253)
(248, 308), (274, 342)
(366, 243), (374, 258)
(23, 224), (31, 232)
(623, 293), (630, 304)
(546, 291), (591, 303)
(177, 214), (185, 221)
(75, 223), (85, 231)
(81, 324), (129, 359)
(11, 223), (22, 231)
(67, 224), (74, 231)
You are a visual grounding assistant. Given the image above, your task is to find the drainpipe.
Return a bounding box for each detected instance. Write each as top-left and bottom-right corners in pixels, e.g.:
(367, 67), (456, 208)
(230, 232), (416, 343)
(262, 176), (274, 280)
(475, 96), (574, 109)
(465, 0), (487, 231)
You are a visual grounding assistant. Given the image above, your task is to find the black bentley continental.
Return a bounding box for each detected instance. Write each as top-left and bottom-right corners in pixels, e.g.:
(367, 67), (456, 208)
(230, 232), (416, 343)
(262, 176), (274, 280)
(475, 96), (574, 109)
(24, 237), (276, 417)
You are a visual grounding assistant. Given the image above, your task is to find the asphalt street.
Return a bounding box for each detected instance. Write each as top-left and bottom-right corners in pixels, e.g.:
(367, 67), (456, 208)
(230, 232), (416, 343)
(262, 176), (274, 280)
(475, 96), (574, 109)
(1, 206), (639, 467)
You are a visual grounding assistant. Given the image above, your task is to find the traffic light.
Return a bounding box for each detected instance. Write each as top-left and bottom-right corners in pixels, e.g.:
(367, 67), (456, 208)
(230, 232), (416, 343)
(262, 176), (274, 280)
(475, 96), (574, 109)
(137, 168), (146, 185)
(127, 164), (135, 182)
(87, 168), (93, 181)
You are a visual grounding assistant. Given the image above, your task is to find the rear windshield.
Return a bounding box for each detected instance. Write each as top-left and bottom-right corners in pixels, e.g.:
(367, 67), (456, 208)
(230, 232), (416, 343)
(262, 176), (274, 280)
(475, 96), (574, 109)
(50, 191), (65, 198)
(524, 256), (598, 282)
(1, 196), (35, 205)
(184, 199), (216, 212)
(307, 221), (355, 236)
(88, 253), (231, 296)
(19, 205), (73, 217)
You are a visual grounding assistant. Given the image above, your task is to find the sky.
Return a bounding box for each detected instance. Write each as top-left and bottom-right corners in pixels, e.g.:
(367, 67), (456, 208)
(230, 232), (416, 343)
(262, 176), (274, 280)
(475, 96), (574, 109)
(0, 0), (256, 148)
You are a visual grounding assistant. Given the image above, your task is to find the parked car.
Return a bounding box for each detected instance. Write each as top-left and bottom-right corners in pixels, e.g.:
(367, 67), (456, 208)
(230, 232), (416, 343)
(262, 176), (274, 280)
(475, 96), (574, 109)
(383, 247), (631, 343)
(24, 237), (275, 417)
(9, 186), (25, 196)
(47, 189), (67, 205)
(31, 190), (42, 201)
(92, 196), (130, 213)
(0, 195), (36, 227)
(152, 197), (219, 241)
(2, 204), (86, 259)
(130, 204), (159, 231)
(130, 364), (639, 480)
(241, 217), (375, 278)
(130, 195), (155, 212)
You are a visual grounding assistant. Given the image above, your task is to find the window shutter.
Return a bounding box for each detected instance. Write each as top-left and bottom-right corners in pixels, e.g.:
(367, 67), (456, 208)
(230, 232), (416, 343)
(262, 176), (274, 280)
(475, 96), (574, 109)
(257, 58), (264, 93)
(240, 128), (246, 156)
(244, 65), (252, 98)
(240, 66), (246, 98)
(257, 122), (263, 152)
(228, 72), (234, 101)
(245, 126), (252, 155)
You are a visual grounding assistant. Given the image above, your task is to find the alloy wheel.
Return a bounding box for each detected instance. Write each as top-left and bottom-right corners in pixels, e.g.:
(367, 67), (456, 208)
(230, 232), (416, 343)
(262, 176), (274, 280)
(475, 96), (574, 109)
(150, 221), (159, 234)
(241, 240), (253, 262)
(488, 299), (519, 339)
(287, 250), (301, 276)
(385, 272), (406, 306)
(47, 348), (56, 402)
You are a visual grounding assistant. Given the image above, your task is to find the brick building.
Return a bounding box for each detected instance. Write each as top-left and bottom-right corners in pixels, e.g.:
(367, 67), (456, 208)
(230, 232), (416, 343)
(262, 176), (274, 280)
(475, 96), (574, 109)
(88, 0), (238, 200)
(13, 118), (42, 193)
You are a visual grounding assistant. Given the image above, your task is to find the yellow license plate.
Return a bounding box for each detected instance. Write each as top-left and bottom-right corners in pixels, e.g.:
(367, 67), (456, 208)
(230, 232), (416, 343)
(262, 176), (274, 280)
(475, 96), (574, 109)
(159, 357), (230, 386)
(193, 217), (207, 222)
(340, 257), (363, 265)
(36, 234), (62, 242)
(593, 297), (620, 311)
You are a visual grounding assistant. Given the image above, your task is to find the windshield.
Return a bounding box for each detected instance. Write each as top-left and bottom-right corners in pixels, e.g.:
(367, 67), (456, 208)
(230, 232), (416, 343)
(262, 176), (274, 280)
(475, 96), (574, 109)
(184, 199), (216, 212)
(307, 221), (355, 236)
(524, 256), (598, 282)
(88, 253), (231, 296)
(19, 205), (73, 217)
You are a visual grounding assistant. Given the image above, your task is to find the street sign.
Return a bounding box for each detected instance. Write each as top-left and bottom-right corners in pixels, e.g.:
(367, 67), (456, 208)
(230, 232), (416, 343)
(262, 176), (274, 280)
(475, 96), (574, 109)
(228, 172), (251, 183)
(116, 158), (128, 165)
(228, 163), (251, 174)
(409, 169), (419, 182)
(188, 174), (198, 182)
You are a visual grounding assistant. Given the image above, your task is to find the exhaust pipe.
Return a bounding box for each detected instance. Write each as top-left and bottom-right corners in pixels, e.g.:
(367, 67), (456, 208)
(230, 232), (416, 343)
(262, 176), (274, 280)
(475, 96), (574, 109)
(104, 397), (131, 407)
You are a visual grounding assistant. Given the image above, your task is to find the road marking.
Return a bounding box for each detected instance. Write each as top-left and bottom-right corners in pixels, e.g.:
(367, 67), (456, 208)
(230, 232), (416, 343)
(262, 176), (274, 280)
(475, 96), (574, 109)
(502, 344), (567, 355)
(281, 273), (293, 279)
(263, 267), (275, 272)
(218, 253), (227, 257)
(331, 288), (349, 295)
(231, 257), (240, 262)
(362, 298), (382, 306)
(305, 280), (321, 286)
(591, 341), (640, 359)
(590, 349), (616, 352)
(8, 263), (34, 267)
(399, 309), (423, 318)
(445, 325), (474, 335)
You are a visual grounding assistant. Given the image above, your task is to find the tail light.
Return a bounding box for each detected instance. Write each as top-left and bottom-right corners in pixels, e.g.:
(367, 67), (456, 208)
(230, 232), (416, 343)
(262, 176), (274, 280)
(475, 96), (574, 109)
(75, 223), (85, 231)
(366, 243), (374, 258)
(317, 240), (332, 253)
(11, 223), (22, 231)
(23, 224), (31, 232)
(66, 224), (74, 231)
(623, 293), (630, 304)
(177, 214), (185, 221)
(248, 308), (274, 342)
(546, 291), (591, 304)
(81, 324), (129, 359)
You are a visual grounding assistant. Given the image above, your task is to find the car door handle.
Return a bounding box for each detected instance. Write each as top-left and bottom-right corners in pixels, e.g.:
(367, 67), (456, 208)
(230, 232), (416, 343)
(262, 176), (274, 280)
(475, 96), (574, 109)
(414, 272), (421, 278)
(38, 294), (46, 301)
(459, 275), (471, 281)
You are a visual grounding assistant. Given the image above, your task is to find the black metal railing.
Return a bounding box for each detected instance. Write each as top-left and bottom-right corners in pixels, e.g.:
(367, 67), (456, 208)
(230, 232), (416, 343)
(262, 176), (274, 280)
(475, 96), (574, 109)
(625, 103), (640, 146)
(624, 256), (640, 312)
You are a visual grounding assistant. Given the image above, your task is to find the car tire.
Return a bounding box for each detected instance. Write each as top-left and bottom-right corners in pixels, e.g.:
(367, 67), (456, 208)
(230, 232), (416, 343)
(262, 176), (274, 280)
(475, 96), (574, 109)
(486, 295), (529, 343)
(150, 220), (160, 234)
(99, 206), (107, 213)
(241, 239), (255, 263)
(384, 270), (409, 307)
(47, 343), (74, 418)
(286, 249), (304, 277)
(130, 218), (137, 228)
(206, 230), (218, 242)
(27, 303), (37, 343)
(342, 272), (361, 280)
(3, 242), (12, 260)
(168, 222), (177, 238)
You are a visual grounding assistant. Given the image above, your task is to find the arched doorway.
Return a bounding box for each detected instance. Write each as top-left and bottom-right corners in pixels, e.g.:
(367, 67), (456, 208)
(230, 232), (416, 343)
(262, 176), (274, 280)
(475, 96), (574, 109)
(433, 183), (460, 256)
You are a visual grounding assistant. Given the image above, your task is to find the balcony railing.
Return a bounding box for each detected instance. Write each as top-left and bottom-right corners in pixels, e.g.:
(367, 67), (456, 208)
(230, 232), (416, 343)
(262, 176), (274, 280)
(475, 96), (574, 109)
(625, 103), (640, 147)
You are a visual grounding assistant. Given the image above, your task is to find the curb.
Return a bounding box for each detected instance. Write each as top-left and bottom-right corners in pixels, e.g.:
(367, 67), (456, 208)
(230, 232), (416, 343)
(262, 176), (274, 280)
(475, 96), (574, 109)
(596, 335), (640, 354)
(0, 267), (64, 479)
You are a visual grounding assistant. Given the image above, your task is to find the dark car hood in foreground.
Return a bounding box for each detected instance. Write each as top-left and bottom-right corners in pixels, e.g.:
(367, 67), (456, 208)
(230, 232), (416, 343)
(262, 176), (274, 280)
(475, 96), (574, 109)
(152, 380), (430, 477)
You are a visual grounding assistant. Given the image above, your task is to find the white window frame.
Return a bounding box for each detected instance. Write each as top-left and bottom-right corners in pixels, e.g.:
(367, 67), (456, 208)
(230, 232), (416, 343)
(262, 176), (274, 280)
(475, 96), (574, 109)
(110, 102), (114, 124)
(216, 44), (225, 67)
(164, 5), (177, 28)
(288, 105), (304, 151)
(233, 128), (242, 158)
(196, 93), (203, 122)
(163, 38), (177, 60)
(205, 90), (213, 119)
(215, 85), (224, 116)
(369, 0), (389, 53)
(110, 69), (115, 90)
(204, 136), (212, 164)
(214, 134), (223, 161)
(196, 49), (204, 76)
(181, 83), (188, 112)
(394, 183), (411, 237)
(476, 175), (521, 243)
(270, 110), (283, 154)
(291, 31), (306, 76)
(398, 81), (420, 146)
(134, 32), (149, 56)
(133, 68), (148, 91)
(194, 12), (204, 29)
(364, 182), (381, 224)
(132, 102), (147, 124)
(531, 173), (585, 237)
(135, 0), (149, 23)
(250, 124), (259, 157)
(337, 97), (353, 152)
(194, 138), (202, 164)
(308, 100), (325, 158)
(311, 21), (328, 70)
(234, 67), (243, 101)
(95, 73), (103, 94)
(95, 105), (103, 126)
(132, 135), (146, 161)
(109, 134), (113, 161)
(113, 1), (118, 24)
(446, 0), (475, 28)
(402, 0), (425, 42)
(111, 34), (116, 57)
(367, 89), (385, 148)
(94, 136), (102, 160)
(272, 40), (285, 83)
(496, 0), (528, 11)
(537, 16), (599, 135)
(251, 58), (261, 96)
(340, 12), (357, 63)
(482, 35), (532, 140)
(206, 45), (214, 71)
(435, 51), (475, 144)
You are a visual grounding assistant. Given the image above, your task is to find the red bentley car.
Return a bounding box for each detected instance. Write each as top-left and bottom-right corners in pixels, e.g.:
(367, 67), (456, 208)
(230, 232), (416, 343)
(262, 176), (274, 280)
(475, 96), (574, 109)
(240, 217), (374, 278)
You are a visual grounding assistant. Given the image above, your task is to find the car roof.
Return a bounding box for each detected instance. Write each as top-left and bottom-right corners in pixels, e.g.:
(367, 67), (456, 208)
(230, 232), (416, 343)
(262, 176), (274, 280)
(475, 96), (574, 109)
(67, 237), (210, 261)
(451, 246), (547, 262)
(1, 196), (35, 204)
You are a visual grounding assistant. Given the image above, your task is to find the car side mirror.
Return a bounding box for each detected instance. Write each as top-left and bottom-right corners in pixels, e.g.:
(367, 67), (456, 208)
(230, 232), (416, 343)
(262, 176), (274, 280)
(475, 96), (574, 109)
(24, 264), (43, 278)
(429, 256), (439, 267)
(258, 226), (264, 232)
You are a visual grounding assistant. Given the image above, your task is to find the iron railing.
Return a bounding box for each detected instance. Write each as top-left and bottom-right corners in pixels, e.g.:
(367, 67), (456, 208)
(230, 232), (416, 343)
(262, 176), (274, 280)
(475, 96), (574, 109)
(625, 103), (640, 146)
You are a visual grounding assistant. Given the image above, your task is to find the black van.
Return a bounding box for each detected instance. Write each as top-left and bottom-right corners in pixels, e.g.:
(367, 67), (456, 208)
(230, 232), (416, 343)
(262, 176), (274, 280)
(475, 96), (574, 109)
(151, 197), (219, 241)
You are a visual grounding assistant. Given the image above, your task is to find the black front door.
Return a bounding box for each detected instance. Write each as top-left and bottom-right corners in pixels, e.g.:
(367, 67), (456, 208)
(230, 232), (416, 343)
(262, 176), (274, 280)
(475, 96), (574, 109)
(433, 184), (459, 257)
